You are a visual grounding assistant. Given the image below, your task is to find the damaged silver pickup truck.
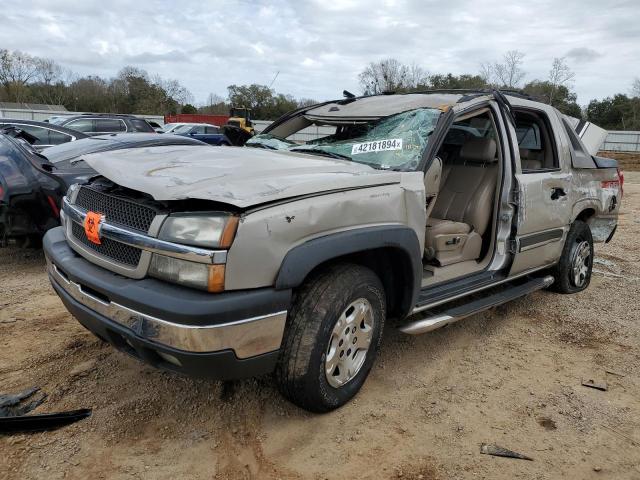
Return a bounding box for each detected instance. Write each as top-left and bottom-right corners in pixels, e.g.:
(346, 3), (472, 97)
(43, 91), (623, 412)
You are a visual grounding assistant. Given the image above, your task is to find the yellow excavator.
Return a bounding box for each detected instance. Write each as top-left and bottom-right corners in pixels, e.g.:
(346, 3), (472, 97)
(226, 107), (255, 135)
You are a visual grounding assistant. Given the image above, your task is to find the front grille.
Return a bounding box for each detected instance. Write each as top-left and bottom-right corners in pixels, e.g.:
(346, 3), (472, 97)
(71, 222), (141, 267)
(75, 187), (156, 232)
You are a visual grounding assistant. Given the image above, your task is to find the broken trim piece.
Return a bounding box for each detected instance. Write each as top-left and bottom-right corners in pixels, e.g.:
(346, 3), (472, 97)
(0, 409), (92, 434)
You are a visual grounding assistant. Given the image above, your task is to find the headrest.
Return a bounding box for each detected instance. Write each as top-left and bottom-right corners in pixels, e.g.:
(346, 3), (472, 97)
(460, 138), (497, 163)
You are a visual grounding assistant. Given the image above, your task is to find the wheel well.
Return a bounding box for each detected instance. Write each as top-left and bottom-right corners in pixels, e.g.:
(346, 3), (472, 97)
(295, 247), (415, 320)
(576, 208), (596, 223)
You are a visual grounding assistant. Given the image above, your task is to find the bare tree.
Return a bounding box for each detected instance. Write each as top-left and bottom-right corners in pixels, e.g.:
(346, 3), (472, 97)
(548, 57), (575, 104)
(358, 58), (427, 94)
(479, 62), (495, 86)
(492, 50), (526, 88)
(35, 57), (63, 85)
(632, 78), (640, 98)
(0, 49), (39, 102)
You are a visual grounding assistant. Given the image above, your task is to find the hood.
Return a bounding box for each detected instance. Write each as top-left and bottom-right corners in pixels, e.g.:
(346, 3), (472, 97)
(82, 145), (400, 208)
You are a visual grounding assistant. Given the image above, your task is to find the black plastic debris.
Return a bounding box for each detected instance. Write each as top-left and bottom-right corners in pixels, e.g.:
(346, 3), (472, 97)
(480, 443), (533, 461)
(1, 387), (91, 434)
(582, 379), (608, 391)
(0, 409), (92, 434)
(0, 387), (46, 417)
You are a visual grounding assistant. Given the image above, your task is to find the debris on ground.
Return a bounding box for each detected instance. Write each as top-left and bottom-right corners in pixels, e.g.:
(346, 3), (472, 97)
(0, 408), (92, 434)
(582, 379), (608, 391)
(480, 443), (533, 461)
(0, 387), (46, 417)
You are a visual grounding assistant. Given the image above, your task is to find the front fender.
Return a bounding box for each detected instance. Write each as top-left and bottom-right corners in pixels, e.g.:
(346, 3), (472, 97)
(275, 225), (423, 312)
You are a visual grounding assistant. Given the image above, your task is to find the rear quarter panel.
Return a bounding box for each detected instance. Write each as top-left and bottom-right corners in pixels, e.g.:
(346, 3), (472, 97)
(570, 167), (621, 242)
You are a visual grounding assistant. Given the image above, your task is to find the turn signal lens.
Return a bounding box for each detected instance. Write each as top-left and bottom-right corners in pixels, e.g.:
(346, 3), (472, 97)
(149, 254), (225, 292)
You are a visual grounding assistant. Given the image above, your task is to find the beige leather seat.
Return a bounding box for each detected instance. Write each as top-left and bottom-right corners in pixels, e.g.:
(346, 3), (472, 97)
(519, 148), (543, 170)
(425, 137), (498, 266)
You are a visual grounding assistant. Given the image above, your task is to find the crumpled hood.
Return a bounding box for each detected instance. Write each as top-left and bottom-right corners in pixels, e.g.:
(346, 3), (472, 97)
(82, 145), (401, 208)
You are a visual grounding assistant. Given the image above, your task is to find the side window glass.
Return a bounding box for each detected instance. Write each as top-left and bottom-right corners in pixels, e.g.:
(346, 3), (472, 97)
(205, 126), (219, 134)
(516, 123), (541, 149)
(515, 111), (559, 172)
(130, 119), (155, 132)
(66, 119), (95, 133)
(48, 129), (72, 144)
(95, 119), (126, 133)
(17, 125), (48, 145)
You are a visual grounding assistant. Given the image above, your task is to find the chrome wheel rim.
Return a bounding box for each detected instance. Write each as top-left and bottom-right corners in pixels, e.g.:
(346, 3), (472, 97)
(571, 240), (591, 288)
(325, 298), (374, 388)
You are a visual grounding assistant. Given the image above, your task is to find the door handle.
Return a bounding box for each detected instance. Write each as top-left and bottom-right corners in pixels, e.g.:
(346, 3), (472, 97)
(550, 187), (566, 200)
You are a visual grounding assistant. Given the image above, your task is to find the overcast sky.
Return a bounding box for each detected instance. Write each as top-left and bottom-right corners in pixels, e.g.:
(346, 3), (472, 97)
(1, 0), (638, 105)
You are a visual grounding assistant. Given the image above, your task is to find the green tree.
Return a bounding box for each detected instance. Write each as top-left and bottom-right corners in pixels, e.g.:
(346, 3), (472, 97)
(227, 84), (275, 119)
(522, 80), (582, 117)
(428, 73), (488, 90)
(586, 94), (640, 130)
(181, 103), (197, 114)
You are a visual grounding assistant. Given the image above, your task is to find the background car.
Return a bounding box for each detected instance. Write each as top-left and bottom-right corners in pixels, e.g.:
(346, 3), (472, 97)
(0, 132), (208, 246)
(147, 120), (165, 133)
(171, 123), (231, 145)
(162, 122), (189, 133)
(48, 113), (156, 136)
(0, 119), (88, 150)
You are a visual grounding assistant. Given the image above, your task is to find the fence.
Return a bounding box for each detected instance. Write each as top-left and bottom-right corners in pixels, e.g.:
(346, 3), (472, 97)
(0, 107), (164, 125)
(601, 131), (640, 153)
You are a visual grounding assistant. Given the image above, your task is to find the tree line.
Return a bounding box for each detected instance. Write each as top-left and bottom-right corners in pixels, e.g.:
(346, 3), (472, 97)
(1, 48), (639, 129)
(0, 49), (193, 115)
(358, 52), (640, 130)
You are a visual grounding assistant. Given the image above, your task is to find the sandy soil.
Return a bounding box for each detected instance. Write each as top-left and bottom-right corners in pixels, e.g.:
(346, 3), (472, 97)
(1, 174), (639, 480)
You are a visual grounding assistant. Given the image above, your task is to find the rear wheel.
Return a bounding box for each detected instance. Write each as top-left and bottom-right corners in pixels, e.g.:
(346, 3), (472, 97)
(275, 263), (386, 412)
(550, 220), (593, 293)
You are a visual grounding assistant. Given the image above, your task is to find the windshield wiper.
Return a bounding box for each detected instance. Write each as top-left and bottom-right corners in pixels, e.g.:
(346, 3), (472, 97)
(290, 148), (352, 161)
(246, 142), (277, 150)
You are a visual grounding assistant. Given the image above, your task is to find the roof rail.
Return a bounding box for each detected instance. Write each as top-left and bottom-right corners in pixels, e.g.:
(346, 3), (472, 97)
(77, 113), (136, 118)
(382, 88), (539, 102)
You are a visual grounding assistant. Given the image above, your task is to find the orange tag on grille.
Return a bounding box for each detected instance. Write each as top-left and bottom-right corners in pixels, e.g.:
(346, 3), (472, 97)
(84, 211), (103, 245)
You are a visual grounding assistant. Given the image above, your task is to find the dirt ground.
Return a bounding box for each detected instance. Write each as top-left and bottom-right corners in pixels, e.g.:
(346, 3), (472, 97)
(1, 174), (639, 480)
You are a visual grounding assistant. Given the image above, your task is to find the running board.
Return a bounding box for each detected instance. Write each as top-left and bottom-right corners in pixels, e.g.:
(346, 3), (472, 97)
(399, 275), (554, 335)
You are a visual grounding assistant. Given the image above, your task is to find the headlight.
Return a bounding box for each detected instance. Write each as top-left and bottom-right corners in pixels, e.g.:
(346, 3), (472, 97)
(159, 213), (239, 248)
(149, 254), (225, 292)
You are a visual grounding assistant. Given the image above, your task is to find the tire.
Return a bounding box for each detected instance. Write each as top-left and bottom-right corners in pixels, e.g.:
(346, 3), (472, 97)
(550, 220), (594, 294)
(275, 263), (386, 412)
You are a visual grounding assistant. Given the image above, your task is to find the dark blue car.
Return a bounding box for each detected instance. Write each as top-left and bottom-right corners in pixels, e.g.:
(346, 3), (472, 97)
(171, 123), (231, 145)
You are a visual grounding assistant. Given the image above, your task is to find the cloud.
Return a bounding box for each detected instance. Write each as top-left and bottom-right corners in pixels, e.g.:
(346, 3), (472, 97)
(566, 48), (603, 63)
(0, 0), (638, 105)
(125, 50), (191, 64)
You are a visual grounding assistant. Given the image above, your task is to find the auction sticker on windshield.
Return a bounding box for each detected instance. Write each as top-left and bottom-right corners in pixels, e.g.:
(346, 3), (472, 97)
(351, 139), (403, 155)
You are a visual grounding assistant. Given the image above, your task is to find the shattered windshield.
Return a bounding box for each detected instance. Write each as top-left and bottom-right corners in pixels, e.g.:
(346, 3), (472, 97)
(247, 108), (441, 170)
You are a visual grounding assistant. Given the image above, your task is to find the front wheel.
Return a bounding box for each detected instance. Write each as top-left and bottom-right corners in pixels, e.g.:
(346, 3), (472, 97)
(550, 220), (594, 294)
(275, 263), (386, 412)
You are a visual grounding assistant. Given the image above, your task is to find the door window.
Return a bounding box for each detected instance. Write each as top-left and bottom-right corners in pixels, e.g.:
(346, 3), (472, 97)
(130, 118), (155, 132)
(7, 125), (73, 146)
(95, 119), (126, 133)
(66, 119), (95, 133)
(514, 110), (559, 172)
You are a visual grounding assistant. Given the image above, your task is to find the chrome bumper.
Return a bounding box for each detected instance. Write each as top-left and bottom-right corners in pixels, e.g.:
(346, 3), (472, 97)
(48, 259), (287, 359)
